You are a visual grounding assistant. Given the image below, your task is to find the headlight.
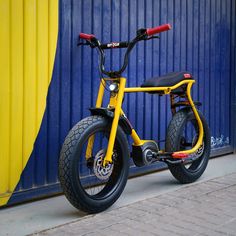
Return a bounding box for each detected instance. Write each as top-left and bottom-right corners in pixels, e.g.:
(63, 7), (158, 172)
(109, 83), (118, 92)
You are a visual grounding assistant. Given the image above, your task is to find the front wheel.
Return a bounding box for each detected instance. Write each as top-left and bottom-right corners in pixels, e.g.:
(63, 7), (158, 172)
(59, 116), (129, 213)
(165, 108), (211, 184)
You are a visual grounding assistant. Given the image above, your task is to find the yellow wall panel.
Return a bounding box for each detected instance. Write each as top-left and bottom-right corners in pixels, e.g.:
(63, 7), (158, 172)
(49, 0), (58, 81)
(0, 0), (10, 201)
(37, 0), (48, 126)
(9, 0), (24, 192)
(23, 0), (37, 167)
(0, 0), (58, 206)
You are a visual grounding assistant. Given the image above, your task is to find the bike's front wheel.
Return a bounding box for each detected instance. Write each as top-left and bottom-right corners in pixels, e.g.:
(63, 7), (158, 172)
(59, 116), (129, 213)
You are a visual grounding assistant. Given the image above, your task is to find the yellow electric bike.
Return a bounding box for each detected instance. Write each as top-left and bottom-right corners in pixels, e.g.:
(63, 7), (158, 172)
(59, 24), (211, 213)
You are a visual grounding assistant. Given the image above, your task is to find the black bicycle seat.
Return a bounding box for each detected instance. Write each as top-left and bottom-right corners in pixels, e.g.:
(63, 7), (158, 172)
(141, 71), (194, 87)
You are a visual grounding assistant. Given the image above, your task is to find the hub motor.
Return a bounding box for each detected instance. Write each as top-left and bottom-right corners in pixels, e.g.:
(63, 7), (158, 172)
(132, 141), (159, 167)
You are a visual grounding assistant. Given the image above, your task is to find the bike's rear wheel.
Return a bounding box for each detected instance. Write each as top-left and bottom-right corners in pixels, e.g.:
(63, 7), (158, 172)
(59, 116), (129, 213)
(165, 108), (211, 184)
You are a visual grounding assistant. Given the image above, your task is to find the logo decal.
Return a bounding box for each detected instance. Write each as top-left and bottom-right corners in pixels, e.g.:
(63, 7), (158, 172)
(107, 42), (120, 48)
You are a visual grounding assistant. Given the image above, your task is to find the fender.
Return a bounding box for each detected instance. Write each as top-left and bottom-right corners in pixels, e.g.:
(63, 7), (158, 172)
(89, 107), (133, 135)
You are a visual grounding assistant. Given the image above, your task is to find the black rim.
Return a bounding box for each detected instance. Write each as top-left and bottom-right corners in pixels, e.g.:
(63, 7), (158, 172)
(179, 117), (206, 173)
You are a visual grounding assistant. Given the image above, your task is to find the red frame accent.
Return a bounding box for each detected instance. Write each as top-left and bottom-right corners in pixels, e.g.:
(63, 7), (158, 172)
(172, 153), (189, 158)
(79, 33), (95, 40)
(184, 73), (192, 78)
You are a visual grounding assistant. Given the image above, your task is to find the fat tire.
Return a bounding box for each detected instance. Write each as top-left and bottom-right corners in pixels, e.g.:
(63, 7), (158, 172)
(165, 108), (211, 184)
(59, 115), (129, 213)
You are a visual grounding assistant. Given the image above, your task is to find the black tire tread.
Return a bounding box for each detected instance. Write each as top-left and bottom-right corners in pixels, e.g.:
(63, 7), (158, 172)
(59, 115), (129, 213)
(166, 108), (210, 184)
(59, 116), (104, 212)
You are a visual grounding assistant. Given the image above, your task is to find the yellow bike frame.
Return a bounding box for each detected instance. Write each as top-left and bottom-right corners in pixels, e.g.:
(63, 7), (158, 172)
(86, 77), (204, 165)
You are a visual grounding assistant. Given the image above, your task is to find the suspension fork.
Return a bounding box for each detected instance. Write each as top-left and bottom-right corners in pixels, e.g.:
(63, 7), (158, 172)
(103, 77), (126, 165)
(85, 77), (126, 165)
(85, 79), (105, 159)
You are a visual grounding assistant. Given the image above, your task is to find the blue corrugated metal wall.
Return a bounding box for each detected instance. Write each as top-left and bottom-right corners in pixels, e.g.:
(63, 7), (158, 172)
(9, 0), (236, 205)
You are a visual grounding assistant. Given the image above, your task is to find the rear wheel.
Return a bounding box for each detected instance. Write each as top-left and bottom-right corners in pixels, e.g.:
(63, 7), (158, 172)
(59, 116), (129, 213)
(165, 108), (211, 184)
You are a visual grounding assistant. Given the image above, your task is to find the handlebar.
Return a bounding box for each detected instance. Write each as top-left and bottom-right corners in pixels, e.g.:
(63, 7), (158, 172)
(146, 24), (172, 36)
(79, 33), (95, 40)
(78, 24), (172, 78)
(100, 41), (129, 49)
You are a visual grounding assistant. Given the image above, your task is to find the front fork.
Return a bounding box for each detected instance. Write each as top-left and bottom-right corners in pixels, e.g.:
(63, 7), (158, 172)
(86, 78), (126, 166)
(103, 78), (126, 165)
(85, 79), (105, 159)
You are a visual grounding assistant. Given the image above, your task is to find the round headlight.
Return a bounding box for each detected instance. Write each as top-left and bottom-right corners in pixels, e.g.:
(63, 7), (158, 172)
(109, 83), (118, 92)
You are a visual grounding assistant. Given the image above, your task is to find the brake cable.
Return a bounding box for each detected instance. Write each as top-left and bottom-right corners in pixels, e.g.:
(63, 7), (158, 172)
(95, 47), (111, 93)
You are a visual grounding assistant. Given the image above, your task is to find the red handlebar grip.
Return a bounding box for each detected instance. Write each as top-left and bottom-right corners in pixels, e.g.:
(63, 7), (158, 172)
(146, 24), (172, 36)
(79, 33), (95, 40)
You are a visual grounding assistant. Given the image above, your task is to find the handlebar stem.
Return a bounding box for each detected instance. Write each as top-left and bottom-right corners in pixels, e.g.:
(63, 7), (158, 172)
(96, 32), (146, 78)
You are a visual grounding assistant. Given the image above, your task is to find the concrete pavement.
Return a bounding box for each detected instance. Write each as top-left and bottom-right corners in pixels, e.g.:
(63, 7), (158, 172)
(0, 154), (236, 236)
(35, 172), (236, 236)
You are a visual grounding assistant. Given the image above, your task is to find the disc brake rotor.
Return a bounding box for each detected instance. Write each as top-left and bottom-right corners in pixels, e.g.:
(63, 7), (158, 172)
(93, 149), (114, 180)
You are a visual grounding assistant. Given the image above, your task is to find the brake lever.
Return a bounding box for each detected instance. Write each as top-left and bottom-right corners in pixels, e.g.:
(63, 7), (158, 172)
(77, 41), (90, 46)
(136, 35), (160, 43)
(77, 39), (99, 49)
(146, 36), (160, 40)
